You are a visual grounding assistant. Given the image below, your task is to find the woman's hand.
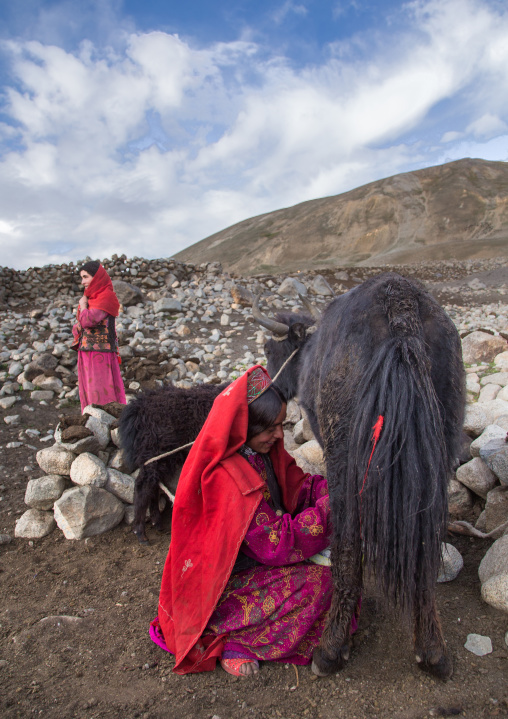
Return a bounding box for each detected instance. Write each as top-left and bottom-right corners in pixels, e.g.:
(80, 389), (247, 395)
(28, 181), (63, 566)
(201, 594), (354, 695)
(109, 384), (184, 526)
(78, 296), (88, 312)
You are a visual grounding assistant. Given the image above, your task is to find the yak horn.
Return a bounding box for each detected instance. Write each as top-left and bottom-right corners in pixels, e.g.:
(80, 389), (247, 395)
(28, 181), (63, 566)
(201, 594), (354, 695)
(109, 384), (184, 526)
(252, 294), (290, 337)
(298, 293), (321, 321)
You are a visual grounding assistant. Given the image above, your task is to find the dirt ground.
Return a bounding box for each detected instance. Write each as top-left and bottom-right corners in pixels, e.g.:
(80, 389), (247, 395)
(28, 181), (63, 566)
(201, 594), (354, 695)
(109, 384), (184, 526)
(2, 264), (508, 719)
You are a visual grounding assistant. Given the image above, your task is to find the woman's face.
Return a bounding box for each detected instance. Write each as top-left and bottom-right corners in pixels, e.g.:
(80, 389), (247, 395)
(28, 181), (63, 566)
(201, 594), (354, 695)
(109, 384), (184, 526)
(246, 403), (287, 454)
(80, 270), (93, 288)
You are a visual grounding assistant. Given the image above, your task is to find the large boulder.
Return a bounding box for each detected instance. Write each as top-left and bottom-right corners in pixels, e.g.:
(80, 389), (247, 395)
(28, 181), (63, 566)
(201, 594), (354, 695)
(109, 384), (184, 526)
(480, 438), (508, 485)
(481, 574), (508, 614)
(462, 332), (506, 365)
(54, 486), (124, 539)
(483, 486), (508, 535)
(278, 277), (307, 298)
(447, 478), (474, 516)
(112, 280), (144, 307)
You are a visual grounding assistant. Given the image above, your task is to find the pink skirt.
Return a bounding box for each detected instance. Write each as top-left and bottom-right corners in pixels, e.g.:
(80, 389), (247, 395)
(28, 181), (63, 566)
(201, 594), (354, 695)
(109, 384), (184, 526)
(77, 351), (126, 412)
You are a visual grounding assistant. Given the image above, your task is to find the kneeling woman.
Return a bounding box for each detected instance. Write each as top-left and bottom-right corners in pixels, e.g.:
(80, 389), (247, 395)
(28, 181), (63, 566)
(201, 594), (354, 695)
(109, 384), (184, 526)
(151, 365), (358, 676)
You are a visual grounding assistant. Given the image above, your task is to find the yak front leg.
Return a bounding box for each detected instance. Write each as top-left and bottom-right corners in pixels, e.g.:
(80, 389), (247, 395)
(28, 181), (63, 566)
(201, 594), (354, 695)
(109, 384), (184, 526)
(312, 536), (362, 676)
(413, 590), (453, 681)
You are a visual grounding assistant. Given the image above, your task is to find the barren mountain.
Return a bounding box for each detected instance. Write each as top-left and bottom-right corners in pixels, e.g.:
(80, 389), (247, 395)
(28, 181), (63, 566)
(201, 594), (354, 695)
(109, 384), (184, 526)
(175, 158), (508, 275)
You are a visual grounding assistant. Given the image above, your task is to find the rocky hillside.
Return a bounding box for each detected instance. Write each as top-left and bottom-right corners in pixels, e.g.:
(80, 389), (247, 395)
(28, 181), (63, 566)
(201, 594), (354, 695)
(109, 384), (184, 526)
(175, 158), (508, 275)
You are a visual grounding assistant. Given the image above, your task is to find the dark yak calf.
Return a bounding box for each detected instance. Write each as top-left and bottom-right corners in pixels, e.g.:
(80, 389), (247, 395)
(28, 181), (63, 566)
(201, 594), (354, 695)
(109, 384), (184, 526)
(119, 383), (227, 543)
(256, 273), (465, 681)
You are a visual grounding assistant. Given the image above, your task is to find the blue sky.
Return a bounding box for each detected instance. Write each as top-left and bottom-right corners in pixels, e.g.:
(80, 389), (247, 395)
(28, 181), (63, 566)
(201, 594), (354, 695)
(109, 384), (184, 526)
(0, 0), (507, 270)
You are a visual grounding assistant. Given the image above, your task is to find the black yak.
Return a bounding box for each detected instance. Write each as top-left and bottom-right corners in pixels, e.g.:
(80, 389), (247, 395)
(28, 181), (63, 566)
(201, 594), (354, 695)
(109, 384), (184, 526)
(255, 272), (465, 681)
(119, 383), (227, 543)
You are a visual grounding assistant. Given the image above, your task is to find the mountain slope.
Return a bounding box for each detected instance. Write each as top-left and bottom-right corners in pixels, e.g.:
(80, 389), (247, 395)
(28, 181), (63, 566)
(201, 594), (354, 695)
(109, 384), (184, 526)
(175, 158), (508, 274)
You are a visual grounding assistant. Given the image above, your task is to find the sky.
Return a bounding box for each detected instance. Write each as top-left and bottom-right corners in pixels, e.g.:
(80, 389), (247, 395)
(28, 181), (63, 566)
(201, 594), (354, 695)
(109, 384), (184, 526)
(0, 0), (508, 270)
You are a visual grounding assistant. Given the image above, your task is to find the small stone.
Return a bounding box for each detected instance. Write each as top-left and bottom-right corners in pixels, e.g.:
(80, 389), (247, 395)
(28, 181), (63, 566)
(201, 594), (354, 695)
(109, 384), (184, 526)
(0, 396), (17, 410)
(30, 390), (54, 401)
(437, 543), (464, 582)
(481, 574), (508, 614)
(3, 415), (20, 426)
(464, 634), (493, 656)
(36, 446), (75, 476)
(15, 508), (56, 539)
(455, 457), (498, 499)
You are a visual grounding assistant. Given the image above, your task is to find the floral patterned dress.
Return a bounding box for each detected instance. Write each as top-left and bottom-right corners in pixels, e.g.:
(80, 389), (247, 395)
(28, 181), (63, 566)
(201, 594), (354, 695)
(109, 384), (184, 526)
(202, 450), (340, 665)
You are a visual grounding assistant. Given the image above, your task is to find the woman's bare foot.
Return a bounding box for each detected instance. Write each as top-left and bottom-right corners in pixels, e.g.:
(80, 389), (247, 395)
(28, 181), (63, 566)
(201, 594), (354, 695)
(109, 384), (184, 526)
(220, 657), (260, 677)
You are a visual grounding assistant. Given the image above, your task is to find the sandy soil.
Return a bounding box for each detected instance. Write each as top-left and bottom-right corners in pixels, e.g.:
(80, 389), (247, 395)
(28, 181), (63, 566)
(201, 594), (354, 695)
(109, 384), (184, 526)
(1, 267), (508, 719)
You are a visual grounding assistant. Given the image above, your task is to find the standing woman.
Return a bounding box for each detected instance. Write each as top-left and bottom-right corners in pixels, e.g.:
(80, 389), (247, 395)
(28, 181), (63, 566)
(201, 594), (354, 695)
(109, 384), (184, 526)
(72, 261), (126, 412)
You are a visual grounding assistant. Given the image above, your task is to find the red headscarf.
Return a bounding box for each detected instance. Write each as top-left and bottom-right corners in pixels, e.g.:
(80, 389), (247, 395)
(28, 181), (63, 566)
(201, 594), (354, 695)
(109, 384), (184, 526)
(82, 264), (120, 317)
(156, 365), (308, 674)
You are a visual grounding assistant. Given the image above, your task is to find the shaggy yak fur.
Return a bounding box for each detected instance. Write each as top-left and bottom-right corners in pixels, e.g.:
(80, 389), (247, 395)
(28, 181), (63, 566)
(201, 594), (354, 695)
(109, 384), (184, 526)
(119, 383), (227, 543)
(263, 272), (466, 681)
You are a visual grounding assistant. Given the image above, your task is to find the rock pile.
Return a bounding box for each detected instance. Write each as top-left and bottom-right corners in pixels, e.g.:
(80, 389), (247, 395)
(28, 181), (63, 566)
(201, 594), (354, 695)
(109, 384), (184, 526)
(15, 403), (137, 540)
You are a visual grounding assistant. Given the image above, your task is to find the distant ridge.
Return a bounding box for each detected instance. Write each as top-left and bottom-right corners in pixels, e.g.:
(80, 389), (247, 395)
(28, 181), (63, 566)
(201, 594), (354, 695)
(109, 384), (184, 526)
(175, 158), (508, 275)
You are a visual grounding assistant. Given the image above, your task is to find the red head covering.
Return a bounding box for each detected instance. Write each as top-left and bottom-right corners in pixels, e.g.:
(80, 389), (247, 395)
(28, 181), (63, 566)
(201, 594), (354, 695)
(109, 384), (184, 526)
(157, 365), (308, 674)
(82, 264), (120, 317)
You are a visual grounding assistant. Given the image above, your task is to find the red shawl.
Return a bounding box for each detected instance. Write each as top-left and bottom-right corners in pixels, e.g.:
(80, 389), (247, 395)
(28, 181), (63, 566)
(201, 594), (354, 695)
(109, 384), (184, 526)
(83, 264), (120, 317)
(157, 365), (308, 674)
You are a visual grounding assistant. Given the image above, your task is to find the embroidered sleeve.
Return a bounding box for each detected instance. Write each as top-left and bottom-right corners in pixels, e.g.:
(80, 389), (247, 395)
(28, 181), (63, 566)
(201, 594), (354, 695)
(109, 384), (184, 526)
(293, 474), (328, 514)
(79, 308), (109, 328)
(241, 492), (330, 567)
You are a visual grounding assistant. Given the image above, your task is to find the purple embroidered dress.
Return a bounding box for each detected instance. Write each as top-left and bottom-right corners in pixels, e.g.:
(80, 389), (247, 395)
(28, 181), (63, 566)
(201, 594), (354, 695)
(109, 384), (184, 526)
(204, 450), (335, 665)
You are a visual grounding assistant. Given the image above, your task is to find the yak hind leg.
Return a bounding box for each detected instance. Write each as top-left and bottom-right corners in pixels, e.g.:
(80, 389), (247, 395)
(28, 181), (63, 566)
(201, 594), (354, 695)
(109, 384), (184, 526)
(132, 467), (156, 544)
(413, 594), (453, 681)
(312, 537), (362, 676)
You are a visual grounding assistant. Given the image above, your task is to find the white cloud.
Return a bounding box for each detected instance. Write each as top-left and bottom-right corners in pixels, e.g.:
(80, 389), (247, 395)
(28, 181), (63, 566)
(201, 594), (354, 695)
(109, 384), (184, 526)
(1, 0), (508, 269)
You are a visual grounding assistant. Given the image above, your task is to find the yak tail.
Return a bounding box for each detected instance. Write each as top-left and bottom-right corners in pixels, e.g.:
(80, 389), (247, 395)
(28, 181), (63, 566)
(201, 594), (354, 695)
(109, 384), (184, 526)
(340, 334), (449, 616)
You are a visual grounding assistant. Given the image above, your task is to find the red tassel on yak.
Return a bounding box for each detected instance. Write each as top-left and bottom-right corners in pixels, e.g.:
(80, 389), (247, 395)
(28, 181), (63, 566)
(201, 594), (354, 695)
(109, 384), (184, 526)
(359, 415), (384, 497)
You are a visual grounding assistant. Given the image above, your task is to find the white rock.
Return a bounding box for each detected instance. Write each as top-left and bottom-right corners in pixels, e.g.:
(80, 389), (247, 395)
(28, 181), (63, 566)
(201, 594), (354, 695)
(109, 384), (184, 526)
(110, 427), (122, 448)
(105, 469), (135, 504)
(36, 446), (75, 476)
(478, 534), (508, 584)
(70, 453), (108, 488)
(24, 475), (67, 510)
(483, 486), (508, 536)
(15, 509), (56, 539)
(455, 457), (498, 499)
(470, 424), (507, 457)
(481, 574), (508, 614)
(478, 384), (500, 403)
(278, 277), (308, 298)
(437, 542), (463, 582)
(0, 396), (17, 410)
(85, 415), (112, 449)
(494, 351), (508, 370)
(311, 275), (334, 296)
(480, 372), (508, 387)
(32, 375), (63, 392)
(153, 298), (183, 314)
(479, 399), (508, 425)
(463, 404), (489, 437)
(285, 399), (302, 425)
(462, 332), (506, 365)
(54, 486), (124, 540)
(31, 390), (54, 401)
(464, 634), (493, 655)
(447, 478), (473, 516)
(293, 440), (326, 475)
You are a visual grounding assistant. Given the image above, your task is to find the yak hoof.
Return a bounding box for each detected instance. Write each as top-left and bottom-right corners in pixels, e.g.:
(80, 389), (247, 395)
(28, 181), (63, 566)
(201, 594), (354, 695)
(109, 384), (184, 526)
(311, 644), (350, 677)
(133, 530), (149, 545)
(416, 652), (453, 682)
